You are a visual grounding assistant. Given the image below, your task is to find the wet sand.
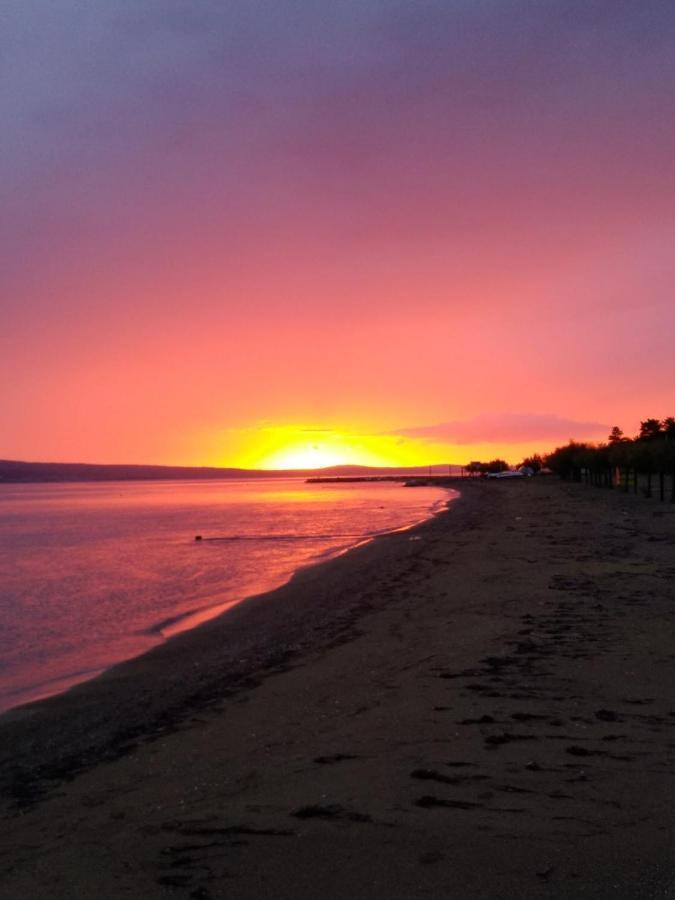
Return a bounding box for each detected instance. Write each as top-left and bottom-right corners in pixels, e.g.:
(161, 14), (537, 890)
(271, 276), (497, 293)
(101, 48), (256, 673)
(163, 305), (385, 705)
(1, 479), (674, 898)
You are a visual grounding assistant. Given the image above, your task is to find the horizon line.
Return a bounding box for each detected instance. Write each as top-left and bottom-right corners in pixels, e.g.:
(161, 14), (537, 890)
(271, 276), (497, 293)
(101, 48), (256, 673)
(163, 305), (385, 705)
(0, 458), (467, 474)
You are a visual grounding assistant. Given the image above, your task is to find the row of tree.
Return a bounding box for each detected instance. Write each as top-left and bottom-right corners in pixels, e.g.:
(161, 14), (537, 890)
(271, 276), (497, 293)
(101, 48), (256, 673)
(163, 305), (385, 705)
(544, 418), (675, 479)
(465, 459), (509, 475)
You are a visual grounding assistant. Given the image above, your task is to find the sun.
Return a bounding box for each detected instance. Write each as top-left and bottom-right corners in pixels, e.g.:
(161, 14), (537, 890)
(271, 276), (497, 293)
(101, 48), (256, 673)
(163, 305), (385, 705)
(261, 443), (348, 470)
(224, 423), (435, 470)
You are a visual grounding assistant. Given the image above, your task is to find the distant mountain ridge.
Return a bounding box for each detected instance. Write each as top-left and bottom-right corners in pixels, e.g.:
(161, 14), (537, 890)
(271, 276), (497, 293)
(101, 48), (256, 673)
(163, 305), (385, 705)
(0, 459), (461, 483)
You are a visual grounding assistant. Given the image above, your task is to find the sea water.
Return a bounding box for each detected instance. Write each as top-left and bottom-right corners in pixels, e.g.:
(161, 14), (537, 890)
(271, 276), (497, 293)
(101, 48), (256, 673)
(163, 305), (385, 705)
(0, 477), (451, 712)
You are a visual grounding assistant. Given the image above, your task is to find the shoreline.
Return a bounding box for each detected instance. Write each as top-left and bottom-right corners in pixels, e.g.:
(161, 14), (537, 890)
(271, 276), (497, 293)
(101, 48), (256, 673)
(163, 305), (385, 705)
(2, 479), (675, 898)
(0, 486), (462, 802)
(0, 485), (454, 717)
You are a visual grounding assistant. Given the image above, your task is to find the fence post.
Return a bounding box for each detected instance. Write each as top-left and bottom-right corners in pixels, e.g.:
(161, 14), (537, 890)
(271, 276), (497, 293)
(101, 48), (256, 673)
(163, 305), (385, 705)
(659, 471), (665, 502)
(634, 468), (638, 494)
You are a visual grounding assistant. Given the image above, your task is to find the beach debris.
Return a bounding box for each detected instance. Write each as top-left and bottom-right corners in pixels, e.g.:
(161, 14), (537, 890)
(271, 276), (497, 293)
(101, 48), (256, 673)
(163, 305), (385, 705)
(495, 783), (535, 794)
(410, 768), (464, 785)
(548, 575), (595, 592)
(291, 804), (372, 822)
(436, 667), (480, 679)
(313, 753), (359, 765)
(565, 746), (631, 760)
(162, 821), (295, 838)
(415, 796), (480, 810)
(485, 732), (538, 747)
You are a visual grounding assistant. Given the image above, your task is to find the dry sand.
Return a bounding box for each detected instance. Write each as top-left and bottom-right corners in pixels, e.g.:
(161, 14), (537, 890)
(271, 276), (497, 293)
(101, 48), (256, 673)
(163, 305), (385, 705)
(1, 479), (674, 899)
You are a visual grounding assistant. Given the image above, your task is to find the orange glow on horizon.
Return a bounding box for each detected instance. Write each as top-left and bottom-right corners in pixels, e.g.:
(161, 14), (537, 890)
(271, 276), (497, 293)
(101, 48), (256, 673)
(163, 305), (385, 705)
(226, 426), (408, 470)
(203, 423), (576, 471)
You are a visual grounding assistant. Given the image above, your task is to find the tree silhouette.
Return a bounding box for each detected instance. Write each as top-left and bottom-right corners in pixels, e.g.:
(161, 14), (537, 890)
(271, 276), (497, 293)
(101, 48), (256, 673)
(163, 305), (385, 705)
(465, 459), (509, 475)
(546, 416), (675, 486)
(486, 458), (509, 473)
(520, 454), (543, 472)
(662, 417), (675, 438)
(638, 419), (662, 441)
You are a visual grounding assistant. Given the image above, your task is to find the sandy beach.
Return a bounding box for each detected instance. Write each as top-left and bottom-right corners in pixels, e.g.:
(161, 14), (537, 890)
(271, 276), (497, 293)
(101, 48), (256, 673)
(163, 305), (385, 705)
(1, 478), (674, 898)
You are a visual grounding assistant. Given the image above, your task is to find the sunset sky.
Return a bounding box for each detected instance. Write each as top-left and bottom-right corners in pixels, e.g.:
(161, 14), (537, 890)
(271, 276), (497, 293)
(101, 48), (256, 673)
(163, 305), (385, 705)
(2, 1), (674, 468)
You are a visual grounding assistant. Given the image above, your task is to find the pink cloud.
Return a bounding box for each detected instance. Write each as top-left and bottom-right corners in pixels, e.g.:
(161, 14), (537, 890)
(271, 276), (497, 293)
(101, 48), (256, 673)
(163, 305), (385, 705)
(396, 413), (608, 445)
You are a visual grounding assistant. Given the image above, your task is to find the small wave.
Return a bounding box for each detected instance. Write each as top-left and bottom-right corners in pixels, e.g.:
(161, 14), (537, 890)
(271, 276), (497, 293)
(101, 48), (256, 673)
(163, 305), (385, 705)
(142, 603), (219, 635)
(0, 665), (108, 714)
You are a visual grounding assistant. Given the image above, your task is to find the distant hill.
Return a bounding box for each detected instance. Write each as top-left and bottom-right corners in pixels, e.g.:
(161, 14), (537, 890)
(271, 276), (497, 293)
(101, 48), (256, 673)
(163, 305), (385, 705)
(0, 460), (252, 483)
(0, 460), (462, 484)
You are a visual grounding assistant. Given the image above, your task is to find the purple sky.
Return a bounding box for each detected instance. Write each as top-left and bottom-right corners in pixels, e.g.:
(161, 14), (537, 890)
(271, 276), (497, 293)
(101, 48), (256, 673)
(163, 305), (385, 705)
(2, 1), (674, 465)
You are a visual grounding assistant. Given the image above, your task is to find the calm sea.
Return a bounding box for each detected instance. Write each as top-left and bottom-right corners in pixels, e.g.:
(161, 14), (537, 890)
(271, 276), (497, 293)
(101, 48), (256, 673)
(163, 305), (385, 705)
(0, 477), (451, 713)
